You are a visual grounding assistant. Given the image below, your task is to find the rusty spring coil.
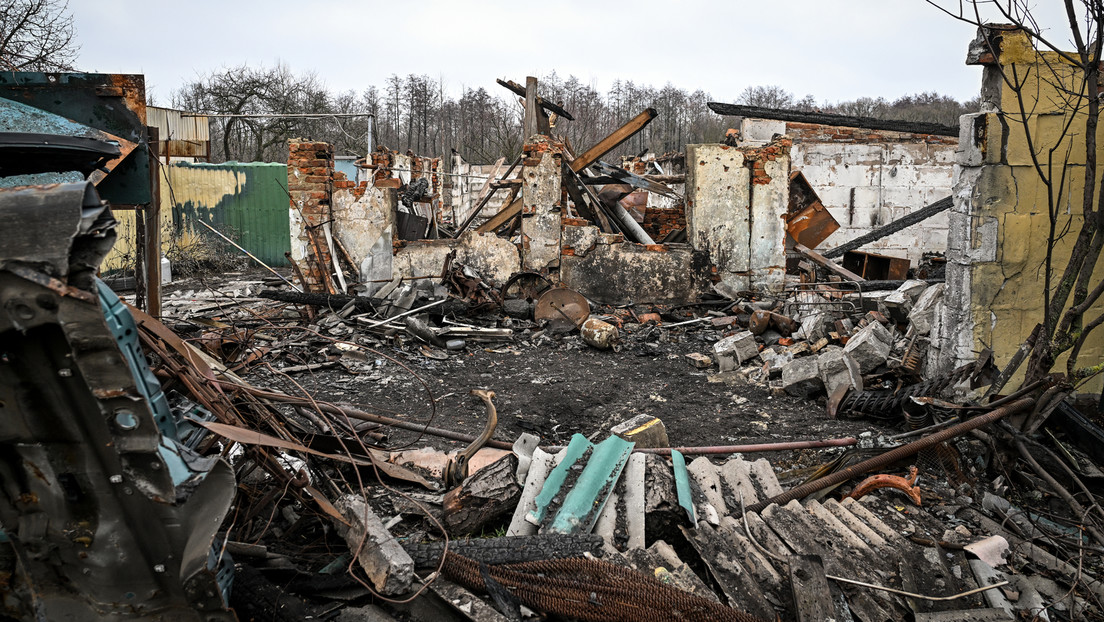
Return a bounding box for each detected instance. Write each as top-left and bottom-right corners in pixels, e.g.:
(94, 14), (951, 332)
(441, 551), (770, 622)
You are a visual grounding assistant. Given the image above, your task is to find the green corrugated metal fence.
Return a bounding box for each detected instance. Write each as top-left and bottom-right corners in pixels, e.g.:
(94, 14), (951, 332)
(166, 161), (290, 266)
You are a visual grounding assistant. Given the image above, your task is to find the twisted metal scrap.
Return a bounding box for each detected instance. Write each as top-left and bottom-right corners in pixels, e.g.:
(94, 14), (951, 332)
(847, 465), (922, 506)
(836, 360), (980, 419)
(442, 552), (769, 622)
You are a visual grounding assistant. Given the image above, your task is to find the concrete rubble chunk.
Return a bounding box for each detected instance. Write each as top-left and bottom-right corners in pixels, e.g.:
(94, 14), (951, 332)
(884, 280), (928, 323)
(612, 414), (670, 449)
(843, 321), (893, 373)
(859, 290), (892, 317)
(335, 495), (414, 595)
(686, 353), (713, 368)
(713, 330), (759, 371)
(759, 346), (794, 377)
(817, 346), (863, 394)
(797, 311), (829, 341)
(781, 355), (824, 397)
(908, 283), (944, 335)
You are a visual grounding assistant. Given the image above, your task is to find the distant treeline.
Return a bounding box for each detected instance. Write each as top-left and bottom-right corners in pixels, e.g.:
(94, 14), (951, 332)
(172, 65), (978, 165)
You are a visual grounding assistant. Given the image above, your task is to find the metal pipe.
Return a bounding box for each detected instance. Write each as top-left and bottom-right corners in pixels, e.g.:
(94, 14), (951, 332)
(742, 397), (1035, 515)
(359, 298), (447, 330)
(219, 382), (860, 458)
(546, 437), (857, 455)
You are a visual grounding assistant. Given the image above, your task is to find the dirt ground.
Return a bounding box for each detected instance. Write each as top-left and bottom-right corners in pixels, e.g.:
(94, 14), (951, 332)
(157, 269), (888, 466)
(252, 318), (881, 458)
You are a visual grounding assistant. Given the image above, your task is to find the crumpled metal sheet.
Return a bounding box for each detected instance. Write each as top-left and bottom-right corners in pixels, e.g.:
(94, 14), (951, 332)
(0, 181), (235, 620)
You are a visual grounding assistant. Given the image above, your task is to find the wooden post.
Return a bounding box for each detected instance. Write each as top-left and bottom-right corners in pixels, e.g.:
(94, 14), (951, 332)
(145, 126), (162, 317)
(523, 76), (539, 139)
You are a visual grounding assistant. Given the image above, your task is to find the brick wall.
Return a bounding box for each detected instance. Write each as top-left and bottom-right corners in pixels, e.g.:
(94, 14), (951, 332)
(783, 122), (958, 146)
(642, 205), (686, 240)
(288, 140), (335, 292)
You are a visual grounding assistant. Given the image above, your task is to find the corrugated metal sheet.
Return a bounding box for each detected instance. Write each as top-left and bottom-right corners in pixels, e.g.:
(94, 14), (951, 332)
(148, 106), (209, 159)
(103, 161), (289, 271)
(169, 161), (290, 265)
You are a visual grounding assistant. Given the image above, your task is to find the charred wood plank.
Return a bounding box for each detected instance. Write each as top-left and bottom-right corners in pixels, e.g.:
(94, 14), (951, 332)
(822, 196), (953, 258)
(497, 78), (574, 121)
(259, 289), (379, 312)
(475, 196), (523, 234)
(707, 102), (959, 137)
(403, 534), (604, 571)
(793, 243), (866, 282)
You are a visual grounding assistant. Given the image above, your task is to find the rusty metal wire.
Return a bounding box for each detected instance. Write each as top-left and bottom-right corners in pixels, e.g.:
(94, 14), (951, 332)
(441, 552), (770, 622)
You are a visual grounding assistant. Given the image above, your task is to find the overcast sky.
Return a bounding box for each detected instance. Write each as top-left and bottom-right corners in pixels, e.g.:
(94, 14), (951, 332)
(69, 1), (1074, 107)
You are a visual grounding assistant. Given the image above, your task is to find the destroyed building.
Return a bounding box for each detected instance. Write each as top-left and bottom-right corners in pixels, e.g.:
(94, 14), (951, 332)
(0, 23), (1102, 622)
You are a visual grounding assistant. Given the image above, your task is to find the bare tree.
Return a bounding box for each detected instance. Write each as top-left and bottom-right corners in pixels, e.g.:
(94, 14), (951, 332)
(0, 0), (77, 71)
(930, 1), (1104, 387)
(737, 85), (797, 109)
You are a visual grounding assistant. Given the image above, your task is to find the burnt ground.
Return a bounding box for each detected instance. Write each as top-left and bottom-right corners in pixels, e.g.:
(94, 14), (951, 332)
(249, 321), (881, 461)
(158, 269), (888, 466)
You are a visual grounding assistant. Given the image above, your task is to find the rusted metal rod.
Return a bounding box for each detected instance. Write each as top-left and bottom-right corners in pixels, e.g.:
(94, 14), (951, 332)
(555, 438), (858, 455)
(742, 397), (1036, 515)
(219, 381), (860, 457)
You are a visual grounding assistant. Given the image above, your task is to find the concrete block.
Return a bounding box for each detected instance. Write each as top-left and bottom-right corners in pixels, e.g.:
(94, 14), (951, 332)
(686, 353), (713, 368)
(884, 279), (929, 323)
(843, 322), (893, 373)
(797, 311), (830, 341)
(612, 415), (669, 449)
(860, 290), (892, 317)
(713, 330), (759, 372)
(335, 495), (414, 595)
(817, 346), (863, 394)
(781, 356), (824, 397)
(759, 346), (794, 377)
(908, 283), (944, 336)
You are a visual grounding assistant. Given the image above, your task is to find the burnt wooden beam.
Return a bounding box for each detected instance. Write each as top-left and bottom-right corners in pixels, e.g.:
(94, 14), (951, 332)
(570, 108), (658, 173)
(707, 102), (959, 137)
(475, 196), (523, 234)
(497, 78), (575, 120)
(794, 242), (866, 282)
(822, 196), (953, 258)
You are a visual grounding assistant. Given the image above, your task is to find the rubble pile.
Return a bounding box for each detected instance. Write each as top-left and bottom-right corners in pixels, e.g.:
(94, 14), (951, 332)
(107, 258), (1100, 622)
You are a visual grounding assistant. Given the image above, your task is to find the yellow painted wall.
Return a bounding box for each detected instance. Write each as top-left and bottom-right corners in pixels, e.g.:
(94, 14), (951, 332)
(101, 164), (242, 272)
(960, 29), (1104, 391)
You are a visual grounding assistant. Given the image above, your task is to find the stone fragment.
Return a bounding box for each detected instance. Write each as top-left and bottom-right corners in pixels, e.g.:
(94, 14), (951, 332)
(842, 321), (893, 373)
(612, 414), (670, 449)
(859, 290), (892, 316)
(908, 283), (944, 335)
(713, 330), (759, 372)
(817, 346), (863, 394)
(884, 279), (930, 320)
(759, 346), (794, 377)
(781, 356), (824, 397)
(335, 495), (414, 595)
(797, 312), (829, 341)
(686, 353), (713, 368)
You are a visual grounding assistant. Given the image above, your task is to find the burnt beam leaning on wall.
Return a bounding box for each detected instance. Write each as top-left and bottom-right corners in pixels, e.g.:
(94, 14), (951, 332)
(707, 103), (960, 137)
(570, 108), (658, 173)
(822, 196), (953, 259)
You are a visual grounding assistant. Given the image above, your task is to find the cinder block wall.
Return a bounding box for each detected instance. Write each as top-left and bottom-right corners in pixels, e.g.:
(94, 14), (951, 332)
(742, 118), (957, 264)
(935, 27), (1104, 393)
